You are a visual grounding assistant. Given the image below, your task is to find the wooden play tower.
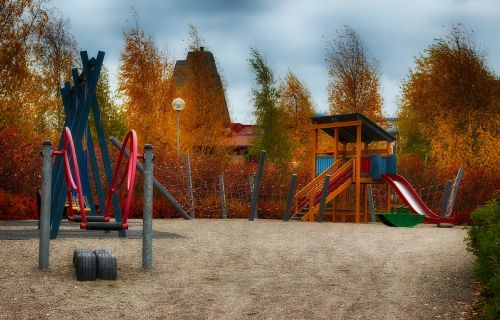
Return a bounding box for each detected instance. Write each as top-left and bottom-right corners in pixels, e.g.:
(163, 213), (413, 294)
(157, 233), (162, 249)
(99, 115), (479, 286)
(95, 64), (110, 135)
(292, 113), (396, 223)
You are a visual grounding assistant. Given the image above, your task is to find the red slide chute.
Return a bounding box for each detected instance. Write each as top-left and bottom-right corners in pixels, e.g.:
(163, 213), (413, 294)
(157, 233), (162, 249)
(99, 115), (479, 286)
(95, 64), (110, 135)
(381, 174), (454, 224)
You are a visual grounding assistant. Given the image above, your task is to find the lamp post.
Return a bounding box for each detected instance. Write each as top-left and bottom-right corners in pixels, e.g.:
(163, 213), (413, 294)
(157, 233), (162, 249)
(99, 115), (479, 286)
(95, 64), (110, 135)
(172, 98), (185, 156)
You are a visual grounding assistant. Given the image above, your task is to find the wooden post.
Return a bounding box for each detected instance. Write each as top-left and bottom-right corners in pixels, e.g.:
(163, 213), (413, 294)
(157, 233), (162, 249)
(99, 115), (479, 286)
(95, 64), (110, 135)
(334, 128), (339, 160)
(312, 129), (318, 179)
(363, 184), (368, 223)
(333, 128), (339, 223)
(355, 125), (361, 223)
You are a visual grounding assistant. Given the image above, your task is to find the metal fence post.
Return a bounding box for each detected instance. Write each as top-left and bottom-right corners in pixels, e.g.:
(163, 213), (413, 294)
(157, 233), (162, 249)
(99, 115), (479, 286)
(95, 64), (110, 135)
(249, 150), (266, 221)
(367, 184), (376, 223)
(440, 180), (453, 218)
(142, 144), (154, 270)
(284, 174), (298, 221)
(248, 175), (254, 219)
(184, 154), (195, 219)
(317, 174), (331, 223)
(39, 141), (53, 270)
(219, 175), (227, 219)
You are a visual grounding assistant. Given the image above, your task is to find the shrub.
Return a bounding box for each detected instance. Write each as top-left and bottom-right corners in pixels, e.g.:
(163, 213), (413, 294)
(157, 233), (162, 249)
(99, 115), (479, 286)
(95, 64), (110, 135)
(0, 189), (37, 220)
(467, 195), (500, 319)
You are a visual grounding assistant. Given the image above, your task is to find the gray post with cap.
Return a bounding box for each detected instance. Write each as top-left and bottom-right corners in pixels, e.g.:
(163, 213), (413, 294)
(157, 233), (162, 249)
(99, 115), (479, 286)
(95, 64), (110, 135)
(142, 144), (154, 270)
(317, 174), (331, 223)
(39, 140), (52, 270)
(249, 150), (266, 221)
(284, 174), (298, 221)
(184, 154), (195, 219)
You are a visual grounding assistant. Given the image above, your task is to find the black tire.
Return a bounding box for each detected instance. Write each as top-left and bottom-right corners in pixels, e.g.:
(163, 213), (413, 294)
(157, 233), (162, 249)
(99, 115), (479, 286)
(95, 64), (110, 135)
(73, 248), (93, 268)
(95, 252), (117, 280)
(93, 248), (112, 256)
(75, 252), (97, 281)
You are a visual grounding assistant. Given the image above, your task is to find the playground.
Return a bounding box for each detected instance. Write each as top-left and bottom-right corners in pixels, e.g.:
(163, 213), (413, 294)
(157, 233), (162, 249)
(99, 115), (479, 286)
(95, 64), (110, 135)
(0, 219), (475, 319)
(0, 51), (481, 319)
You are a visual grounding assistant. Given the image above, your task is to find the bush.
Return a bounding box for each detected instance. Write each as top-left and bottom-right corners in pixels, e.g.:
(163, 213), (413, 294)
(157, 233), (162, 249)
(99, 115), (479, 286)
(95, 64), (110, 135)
(467, 195), (500, 319)
(0, 189), (37, 220)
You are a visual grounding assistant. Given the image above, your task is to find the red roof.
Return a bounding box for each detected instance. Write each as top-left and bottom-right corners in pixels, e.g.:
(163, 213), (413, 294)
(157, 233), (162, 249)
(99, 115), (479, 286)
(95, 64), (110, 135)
(225, 123), (260, 147)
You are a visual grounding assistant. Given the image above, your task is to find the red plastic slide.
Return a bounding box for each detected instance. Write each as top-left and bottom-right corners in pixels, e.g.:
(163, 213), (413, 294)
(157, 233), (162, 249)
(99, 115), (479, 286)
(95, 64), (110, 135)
(381, 174), (454, 224)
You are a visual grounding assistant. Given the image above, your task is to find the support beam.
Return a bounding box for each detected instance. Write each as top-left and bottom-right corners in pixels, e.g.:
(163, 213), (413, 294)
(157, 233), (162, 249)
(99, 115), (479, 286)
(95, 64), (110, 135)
(355, 125), (361, 223)
(333, 128), (339, 160)
(312, 129), (318, 179)
(311, 120), (362, 130)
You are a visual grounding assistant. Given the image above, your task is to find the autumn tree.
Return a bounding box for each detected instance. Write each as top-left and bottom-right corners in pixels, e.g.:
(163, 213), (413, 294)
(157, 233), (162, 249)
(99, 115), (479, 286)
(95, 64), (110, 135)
(0, 0), (47, 133)
(93, 66), (127, 139)
(175, 25), (231, 154)
(398, 25), (500, 170)
(249, 48), (291, 167)
(33, 12), (77, 138)
(325, 26), (384, 123)
(118, 20), (176, 152)
(277, 71), (315, 165)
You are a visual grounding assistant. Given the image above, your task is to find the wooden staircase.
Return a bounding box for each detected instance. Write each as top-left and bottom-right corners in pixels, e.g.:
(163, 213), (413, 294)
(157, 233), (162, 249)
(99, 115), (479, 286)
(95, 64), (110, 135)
(291, 159), (355, 221)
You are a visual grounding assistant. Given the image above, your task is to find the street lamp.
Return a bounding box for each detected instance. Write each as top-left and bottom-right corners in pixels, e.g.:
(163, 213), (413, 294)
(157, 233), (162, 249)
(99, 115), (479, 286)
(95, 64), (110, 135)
(172, 98), (185, 156)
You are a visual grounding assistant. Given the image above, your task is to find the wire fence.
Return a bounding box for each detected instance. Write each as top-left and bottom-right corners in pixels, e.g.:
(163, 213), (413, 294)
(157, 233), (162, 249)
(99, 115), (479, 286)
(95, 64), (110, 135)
(129, 154), (457, 220)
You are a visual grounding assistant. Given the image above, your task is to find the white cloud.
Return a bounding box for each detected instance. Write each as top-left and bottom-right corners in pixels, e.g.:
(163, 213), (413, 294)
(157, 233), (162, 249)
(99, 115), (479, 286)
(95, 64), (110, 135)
(50, 0), (500, 123)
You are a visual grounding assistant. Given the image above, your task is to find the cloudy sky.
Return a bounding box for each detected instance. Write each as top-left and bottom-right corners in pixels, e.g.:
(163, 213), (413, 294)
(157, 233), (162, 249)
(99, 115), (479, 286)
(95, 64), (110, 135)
(51, 0), (500, 123)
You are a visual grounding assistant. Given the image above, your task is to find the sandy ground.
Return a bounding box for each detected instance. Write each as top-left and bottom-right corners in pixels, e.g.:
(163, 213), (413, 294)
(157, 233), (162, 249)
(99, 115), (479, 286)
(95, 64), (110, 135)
(0, 219), (475, 320)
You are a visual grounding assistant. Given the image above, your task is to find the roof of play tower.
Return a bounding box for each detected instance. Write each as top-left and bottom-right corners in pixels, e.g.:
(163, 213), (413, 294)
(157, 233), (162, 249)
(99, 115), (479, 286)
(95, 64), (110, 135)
(311, 113), (396, 143)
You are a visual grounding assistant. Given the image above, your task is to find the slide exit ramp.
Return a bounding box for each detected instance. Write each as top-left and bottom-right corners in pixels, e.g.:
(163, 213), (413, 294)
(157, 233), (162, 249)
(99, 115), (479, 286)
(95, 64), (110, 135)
(381, 174), (454, 224)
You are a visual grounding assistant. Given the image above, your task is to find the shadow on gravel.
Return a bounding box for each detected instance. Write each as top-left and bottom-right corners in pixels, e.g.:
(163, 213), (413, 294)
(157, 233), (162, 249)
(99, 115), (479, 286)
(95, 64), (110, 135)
(0, 220), (183, 240)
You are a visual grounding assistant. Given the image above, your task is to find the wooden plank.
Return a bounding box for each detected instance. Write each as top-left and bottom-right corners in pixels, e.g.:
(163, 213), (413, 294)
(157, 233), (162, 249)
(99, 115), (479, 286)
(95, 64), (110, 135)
(311, 120), (362, 130)
(317, 148), (391, 155)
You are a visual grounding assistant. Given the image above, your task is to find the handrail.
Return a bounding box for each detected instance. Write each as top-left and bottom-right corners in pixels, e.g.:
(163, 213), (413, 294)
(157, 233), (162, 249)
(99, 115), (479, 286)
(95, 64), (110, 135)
(310, 159), (354, 196)
(302, 159), (355, 220)
(295, 159), (341, 200)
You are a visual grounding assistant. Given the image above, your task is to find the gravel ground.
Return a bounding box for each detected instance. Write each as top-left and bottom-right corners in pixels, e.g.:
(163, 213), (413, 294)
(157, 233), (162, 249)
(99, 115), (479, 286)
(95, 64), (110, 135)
(0, 219), (475, 320)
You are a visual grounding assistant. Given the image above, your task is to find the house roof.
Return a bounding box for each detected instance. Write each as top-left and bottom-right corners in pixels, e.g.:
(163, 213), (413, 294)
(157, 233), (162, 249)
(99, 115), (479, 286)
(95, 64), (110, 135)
(226, 123), (259, 148)
(312, 113), (396, 143)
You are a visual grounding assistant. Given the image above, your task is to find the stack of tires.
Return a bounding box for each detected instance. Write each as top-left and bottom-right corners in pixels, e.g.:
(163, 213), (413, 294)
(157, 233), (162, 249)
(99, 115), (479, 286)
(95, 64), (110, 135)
(73, 248), (117, 281)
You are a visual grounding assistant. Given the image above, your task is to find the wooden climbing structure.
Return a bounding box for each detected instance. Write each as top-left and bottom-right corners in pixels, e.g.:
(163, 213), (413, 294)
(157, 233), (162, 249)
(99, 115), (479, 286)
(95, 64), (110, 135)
(292, 113), (396, 223)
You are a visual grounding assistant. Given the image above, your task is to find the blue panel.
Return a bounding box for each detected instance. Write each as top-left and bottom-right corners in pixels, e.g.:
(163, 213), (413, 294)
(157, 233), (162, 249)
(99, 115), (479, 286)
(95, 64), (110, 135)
(316, 155), (334, 176)
(385, 155), (397, 174)
(370, 154), (382, 179)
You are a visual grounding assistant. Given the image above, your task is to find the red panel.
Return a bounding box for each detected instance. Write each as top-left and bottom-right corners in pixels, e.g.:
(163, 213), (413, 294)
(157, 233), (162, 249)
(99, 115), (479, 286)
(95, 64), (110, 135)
(360, 156), (371, 174)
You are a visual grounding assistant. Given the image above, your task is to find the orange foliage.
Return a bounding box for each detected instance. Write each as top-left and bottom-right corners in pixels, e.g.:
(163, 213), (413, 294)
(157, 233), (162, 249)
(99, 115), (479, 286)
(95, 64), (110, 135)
(0, 126), (42, 220)
(325, 26), (384, 123)
(118, 23), (176, 153)
(398, 25), (500, 170)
